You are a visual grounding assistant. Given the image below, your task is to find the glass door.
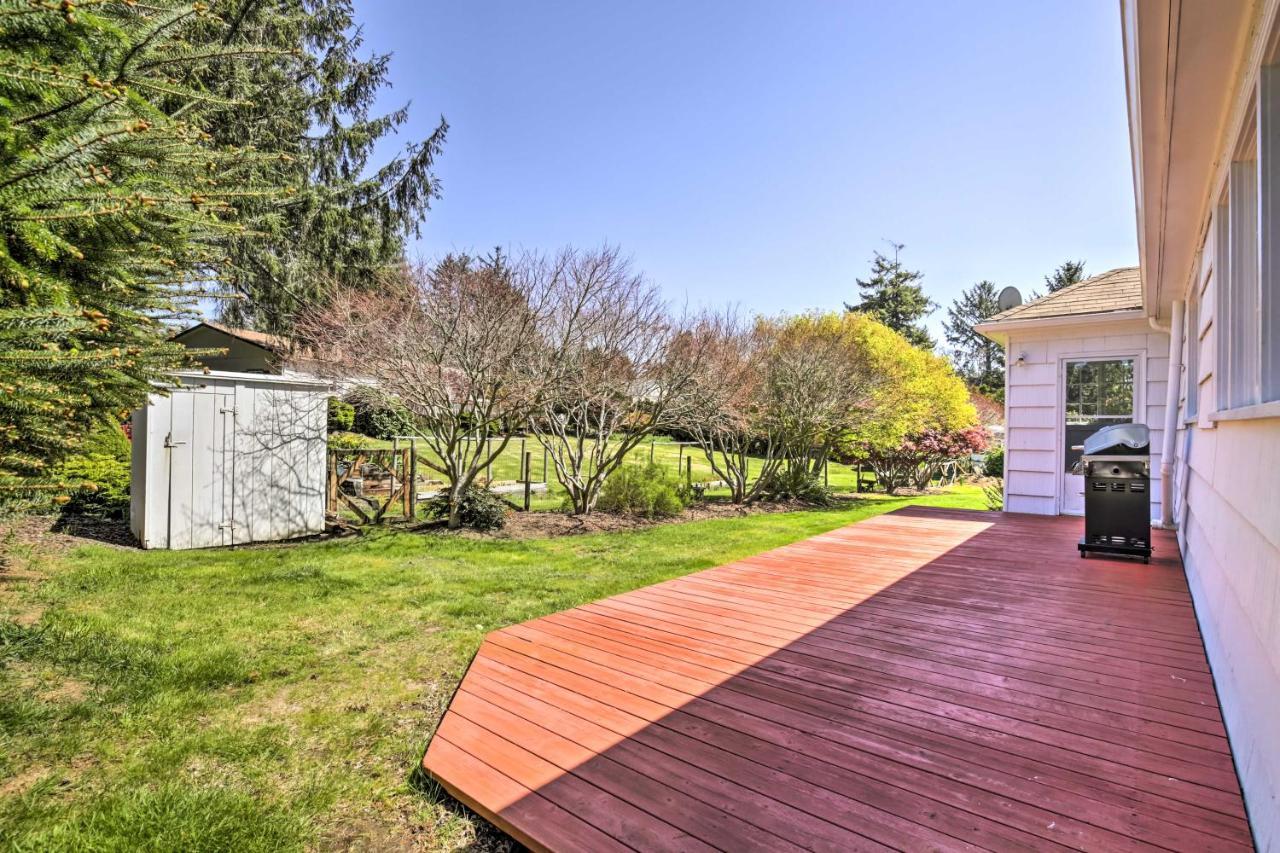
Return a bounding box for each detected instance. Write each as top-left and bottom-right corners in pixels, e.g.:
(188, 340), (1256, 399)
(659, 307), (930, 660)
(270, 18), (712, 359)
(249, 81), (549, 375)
(1061, 358), (1135, 515)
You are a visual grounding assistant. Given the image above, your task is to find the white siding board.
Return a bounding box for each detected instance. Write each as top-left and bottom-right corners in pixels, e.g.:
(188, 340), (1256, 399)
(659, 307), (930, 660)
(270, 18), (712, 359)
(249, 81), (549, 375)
(1006, 494), (1055, 515)
(1007, 406), (1056, 429)
(1007, 428), (1056, 452)
(1006, 470), (1055, 497)
(1006, 449), (1054, 473)
(1008, 384), (1056, 408)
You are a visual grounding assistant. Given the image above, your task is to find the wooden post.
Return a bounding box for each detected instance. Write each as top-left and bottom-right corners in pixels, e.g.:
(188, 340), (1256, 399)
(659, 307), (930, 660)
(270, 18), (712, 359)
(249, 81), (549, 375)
(523, 452), (532, 511)
(402, 448), (411, 518)
(542, 445), (548, 483)
(327, 450), (338, 513)
(686, 455), (692, 489)
(408, 438), (417, 518)
(856, 463), (862, 492)
(824, 459), (829, 488)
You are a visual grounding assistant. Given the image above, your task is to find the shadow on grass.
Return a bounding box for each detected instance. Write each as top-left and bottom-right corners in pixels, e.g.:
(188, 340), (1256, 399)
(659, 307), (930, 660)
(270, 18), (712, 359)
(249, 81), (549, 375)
(408, 764), (521, 852)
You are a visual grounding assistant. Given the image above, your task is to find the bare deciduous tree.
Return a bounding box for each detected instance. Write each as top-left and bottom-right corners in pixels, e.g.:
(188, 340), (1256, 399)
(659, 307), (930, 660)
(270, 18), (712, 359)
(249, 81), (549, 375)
(527, 247), (702, 515)
(678, 312), (780, 503)
(301, 253), (553, 527)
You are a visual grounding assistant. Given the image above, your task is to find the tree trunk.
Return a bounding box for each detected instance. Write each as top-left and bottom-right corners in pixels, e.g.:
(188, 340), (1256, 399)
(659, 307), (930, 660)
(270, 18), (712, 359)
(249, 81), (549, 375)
(446, 482), (464, 528)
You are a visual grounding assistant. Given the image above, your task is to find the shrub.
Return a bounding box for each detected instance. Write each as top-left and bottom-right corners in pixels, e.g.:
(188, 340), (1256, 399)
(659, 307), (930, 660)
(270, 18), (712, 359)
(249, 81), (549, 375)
(855, 425), (989, 494)
(59, 424), (131, 519)
(594, 463), (685, 518)
(327, 431), (370, 451)
(983, 477), (1004, 510)
(983, 446), (1004, 478)
(755, 466), (833, 505)
(327, 398), (355, 433)
(424, 486), (507, 531)
(351, 398), (413, 439)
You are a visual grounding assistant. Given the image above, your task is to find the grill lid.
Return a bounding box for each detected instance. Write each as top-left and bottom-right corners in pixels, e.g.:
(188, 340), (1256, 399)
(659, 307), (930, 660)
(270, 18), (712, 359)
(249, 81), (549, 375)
(1082, 423), (1150, 456)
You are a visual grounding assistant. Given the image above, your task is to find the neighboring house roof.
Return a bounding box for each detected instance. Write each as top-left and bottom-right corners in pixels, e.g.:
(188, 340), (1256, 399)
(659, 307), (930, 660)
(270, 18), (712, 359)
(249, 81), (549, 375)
(173, 321), (291, 353)
(986, 266), (1142, 324)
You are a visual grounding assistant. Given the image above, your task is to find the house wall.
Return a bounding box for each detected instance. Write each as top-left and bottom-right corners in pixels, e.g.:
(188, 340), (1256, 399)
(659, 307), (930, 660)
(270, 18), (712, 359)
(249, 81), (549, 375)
(1174, 210), (1280, 851)
(1002, 319), (1169, 518)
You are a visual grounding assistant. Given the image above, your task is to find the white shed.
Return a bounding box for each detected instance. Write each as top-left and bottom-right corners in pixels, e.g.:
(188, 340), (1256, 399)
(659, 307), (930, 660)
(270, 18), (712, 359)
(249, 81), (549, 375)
(130, 370), (330, 549)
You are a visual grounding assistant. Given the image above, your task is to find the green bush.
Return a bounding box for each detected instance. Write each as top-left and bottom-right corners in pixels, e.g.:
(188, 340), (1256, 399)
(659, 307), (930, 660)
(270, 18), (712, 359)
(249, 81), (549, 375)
(983, 446), (1005, 478)
(594, 463), (685, 518)
(424, 486), (508, 531)
(351, 398), (413, 439)
(327, 431), (370, 451)
(327, 398), (355, 433)
(756, 466), (833, 505)
(59, 424), (131, 519)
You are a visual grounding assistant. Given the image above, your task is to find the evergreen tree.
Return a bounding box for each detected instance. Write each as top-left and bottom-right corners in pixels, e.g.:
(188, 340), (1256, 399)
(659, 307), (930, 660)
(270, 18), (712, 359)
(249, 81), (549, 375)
(0, 1), (288, 501)
(943, 280), (1005, 394)
(1045, 259), (1086, 292)
(200, 1), (448, 333)
(845, 243), (936, 348)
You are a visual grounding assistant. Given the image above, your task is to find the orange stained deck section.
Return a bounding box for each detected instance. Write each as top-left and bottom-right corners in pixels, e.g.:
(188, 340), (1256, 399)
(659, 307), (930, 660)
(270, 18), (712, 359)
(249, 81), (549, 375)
(422, 506), (1253, 852)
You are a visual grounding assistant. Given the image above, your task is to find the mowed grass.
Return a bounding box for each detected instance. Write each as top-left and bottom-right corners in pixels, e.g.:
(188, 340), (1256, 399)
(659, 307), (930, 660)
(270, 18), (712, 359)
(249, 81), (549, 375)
(0, 486), (985, 852)
(360, 436), (887, 511)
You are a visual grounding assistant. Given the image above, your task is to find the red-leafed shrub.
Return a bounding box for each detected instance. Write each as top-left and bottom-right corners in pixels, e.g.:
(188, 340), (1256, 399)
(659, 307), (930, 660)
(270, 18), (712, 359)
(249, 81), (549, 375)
(855, 425), (989, 494)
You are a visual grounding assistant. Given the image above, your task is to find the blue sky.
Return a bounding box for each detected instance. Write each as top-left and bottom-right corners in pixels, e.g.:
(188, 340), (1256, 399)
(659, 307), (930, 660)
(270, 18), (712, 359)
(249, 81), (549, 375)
(357, 1), (1137, 338)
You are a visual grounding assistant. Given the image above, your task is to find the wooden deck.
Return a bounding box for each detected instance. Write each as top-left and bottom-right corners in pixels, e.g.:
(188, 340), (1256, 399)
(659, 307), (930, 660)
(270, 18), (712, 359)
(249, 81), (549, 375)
(422, 506), (1253, 852)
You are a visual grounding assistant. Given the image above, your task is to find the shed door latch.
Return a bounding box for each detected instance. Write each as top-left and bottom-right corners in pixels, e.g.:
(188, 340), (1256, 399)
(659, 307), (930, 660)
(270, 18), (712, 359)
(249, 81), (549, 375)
(163, 432), (186, 448)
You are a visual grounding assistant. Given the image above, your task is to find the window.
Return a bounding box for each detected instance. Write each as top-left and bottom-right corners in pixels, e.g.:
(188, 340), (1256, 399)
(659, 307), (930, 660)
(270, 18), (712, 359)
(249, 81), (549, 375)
(1064, 359), (1134, 472)
(1216, 61), (1280, 411)
(1185, 286), (1200, 420)
(1261, 64), (1280, 402)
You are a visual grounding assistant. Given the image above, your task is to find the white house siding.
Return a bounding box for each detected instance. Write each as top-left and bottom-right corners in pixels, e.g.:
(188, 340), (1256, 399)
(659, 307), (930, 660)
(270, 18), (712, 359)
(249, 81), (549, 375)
(1002, 320), (1169, 519)
(1174, 213), (1280, 851)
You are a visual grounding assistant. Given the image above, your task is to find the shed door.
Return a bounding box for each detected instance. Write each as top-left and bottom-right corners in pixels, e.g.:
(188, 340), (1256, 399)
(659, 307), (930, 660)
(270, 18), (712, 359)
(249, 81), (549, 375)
(165, 390), (236, 548)
(1061, 358), (1135, 515)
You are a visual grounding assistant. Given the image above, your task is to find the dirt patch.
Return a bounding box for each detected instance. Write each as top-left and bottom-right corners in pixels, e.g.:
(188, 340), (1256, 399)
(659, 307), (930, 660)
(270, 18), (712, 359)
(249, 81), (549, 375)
(3, 514), (135, 559)
(450, 496), (858, 540)
(40, 677), (89, 704)
(0, 766), (50, 798)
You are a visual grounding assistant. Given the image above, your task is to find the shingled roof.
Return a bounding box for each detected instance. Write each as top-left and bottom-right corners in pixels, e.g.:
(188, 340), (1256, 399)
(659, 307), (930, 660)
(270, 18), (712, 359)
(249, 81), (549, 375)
(173, 321), (291, 353)
(985, 266), (1142, 324)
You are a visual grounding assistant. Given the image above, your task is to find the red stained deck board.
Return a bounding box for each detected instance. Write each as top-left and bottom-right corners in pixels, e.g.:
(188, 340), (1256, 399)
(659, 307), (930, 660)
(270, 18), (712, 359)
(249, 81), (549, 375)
(422, 506), (1254, 852)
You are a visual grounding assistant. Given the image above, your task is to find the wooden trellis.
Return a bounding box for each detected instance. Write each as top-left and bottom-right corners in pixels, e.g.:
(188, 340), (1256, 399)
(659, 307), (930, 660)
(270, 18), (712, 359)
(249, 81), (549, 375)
(327, 448), (414, 524)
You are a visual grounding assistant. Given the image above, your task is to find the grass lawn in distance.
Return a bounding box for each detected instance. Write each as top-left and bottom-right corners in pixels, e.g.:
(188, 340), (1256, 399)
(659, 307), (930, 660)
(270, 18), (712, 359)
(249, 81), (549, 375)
(0, 486), (985, 851)
(351, 435), (888, 512)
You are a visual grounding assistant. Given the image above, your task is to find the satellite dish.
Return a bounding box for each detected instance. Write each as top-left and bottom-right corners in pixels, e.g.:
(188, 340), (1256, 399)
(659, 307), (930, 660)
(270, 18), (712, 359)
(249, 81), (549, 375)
(997, 286), (1023, 311)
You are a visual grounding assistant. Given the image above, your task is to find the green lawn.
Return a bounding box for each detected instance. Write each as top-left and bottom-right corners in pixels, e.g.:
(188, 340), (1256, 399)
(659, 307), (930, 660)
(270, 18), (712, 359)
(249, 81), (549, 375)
(352, 436), (885, 511)
(0, 486), (985, 852)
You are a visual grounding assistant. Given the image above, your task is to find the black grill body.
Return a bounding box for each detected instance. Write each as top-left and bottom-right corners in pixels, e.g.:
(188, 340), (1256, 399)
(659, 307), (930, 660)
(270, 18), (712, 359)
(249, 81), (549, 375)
(1077, 425), (1152, 563)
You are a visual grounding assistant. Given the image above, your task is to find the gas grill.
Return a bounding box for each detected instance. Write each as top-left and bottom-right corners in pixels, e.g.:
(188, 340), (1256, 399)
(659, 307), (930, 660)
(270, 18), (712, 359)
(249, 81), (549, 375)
(1076, 423), (1152, 563)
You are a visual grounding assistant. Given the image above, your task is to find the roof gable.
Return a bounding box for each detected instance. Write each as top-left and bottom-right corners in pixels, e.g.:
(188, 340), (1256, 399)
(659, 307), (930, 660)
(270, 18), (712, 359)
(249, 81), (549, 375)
(174, 321), (290, 354)
(985, 266), (1142, 325)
